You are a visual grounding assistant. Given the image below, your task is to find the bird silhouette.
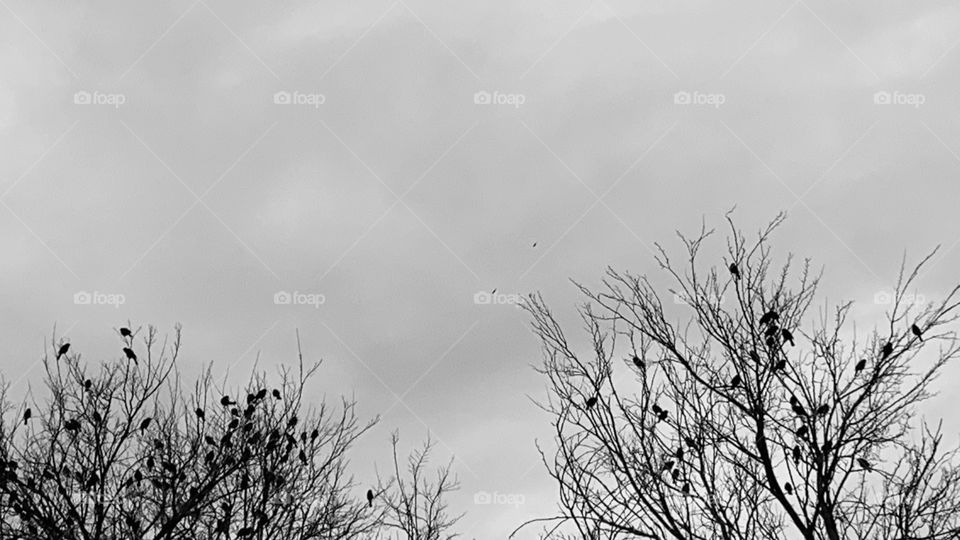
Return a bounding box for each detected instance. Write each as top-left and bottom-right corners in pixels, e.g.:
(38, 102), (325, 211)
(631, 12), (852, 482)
(367, 489), (374, 507)
(122, 347), (137, 364)
(729, 263), (740, 280)
(774, 359), (787, 371)
(784, 482), (793, 495)
(220, 396), (236, 407)
(749, 350), (760, 363)
(658, 409), (669, 421)
(585, 397), (598, 409)
(681, 482), (690, 494)
(881, 342), (893, 359)
(56, 343), (70, 360)
(64, 419), (81, 432)
(632, 355), (643, 369)
(854, 359), (867, 372)
(195, 408), (205, 420)
(730, 375), (741, 387)
(792, 446), (801, 463)
(120, 327), (132, 339)
(856, 457), (871, 471)
(758, 310), (779, 326)
(796, 425), (808, 438)
(22, 409), (31, 425)
(782, 329), (795, 346)
(815, 404), (830, 416)
(532, 242), (537, 248)
(911, 324), (923, 341)
(671, 468), (680, 481)
(139, 418), (151, 431)
(255, 388), (267, 400)
(272, 389), (281, 400)
(822, 440), (832, 455)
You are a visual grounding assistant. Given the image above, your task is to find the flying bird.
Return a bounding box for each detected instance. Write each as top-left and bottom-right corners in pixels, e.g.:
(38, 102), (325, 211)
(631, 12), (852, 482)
(854, 359), (867, 372)
(911, 324), (923, 341)
(122, 347), (137, 364)
(366, 489), (374, 507)
(782, 329), (795, 346)
(881, 342), (893, 359)
(758, 310), (779, 326)
(585, 397), (598, 409)
(56, 343), (70, 360)
(729, 263), (740, 280)
(22, 408), (31, 425)
(120, 327), (132, 339)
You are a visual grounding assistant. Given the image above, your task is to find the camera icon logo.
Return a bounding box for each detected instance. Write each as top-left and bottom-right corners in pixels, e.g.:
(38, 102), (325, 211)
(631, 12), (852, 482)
(673, 91), (691, 105)
(473, 491), (492, 505)
(73, 291), (92, 305)
(873, 91), (891, 105)
(473, 91), (492, 105)
(73, 91), (92, 105)
(273, 91), (292, 105)
(274, 290), (292, 305)
(473, 291), (492, 305)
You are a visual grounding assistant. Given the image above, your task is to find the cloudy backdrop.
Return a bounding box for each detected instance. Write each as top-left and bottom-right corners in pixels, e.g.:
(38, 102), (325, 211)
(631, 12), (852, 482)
(2, 0), (960, 537)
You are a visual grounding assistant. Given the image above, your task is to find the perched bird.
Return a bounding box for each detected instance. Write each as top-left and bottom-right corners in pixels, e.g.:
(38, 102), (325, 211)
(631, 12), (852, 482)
(140, 418), (152, 431)
(749, 350), (760, 363)
(684, 437), (698, 450)
(22, 408), (31, 425)
(84, 379), (93, 390)
(120, 328), (132, 339)
(272, 389), (281, 400)
(652, 404), (663, 415)
(854, 359), (867, 372)
(784, 482), (793, 495)
(64, 419), (81, 432)
(792, 403), (807, 417)
(730, 375), (741, 387)
(287, 416), (298, 428)
(204, 435), (216, 446)
(815, 404), (830, 417)
(56, 343), (70, 360)
(789, 395), (799, 407)
(729, 263), (740, 280)
(911, 324), (923, 341)
(782, 329), (795, 346)
(822, 440), (833, 455)
(367, 489), (374, 507)
(671, 468), (680, 481)
(765, 336), (778, 349)
(255, 388), (267, 400)
(792, 446), (801, 463)
(585, 396), (598, 409)
(220, 396), (236, 407)
(228, 419), (239, 431)
(881, 342), (893, 359)
(758, 310), (779, 326)
(681, 482), (691, 494)
(195, 408), (205, 420)
(658, 409), (669, 421)
(774, 359), (787, 371)
(632, 355), (643, 369)
(122, 348), (137, 364)
(796, 425), (808, 438)
(856, 458), (872, 471)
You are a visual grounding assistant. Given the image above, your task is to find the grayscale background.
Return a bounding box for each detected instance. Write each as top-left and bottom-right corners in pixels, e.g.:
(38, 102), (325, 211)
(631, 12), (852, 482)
(1, 1), (959, 537)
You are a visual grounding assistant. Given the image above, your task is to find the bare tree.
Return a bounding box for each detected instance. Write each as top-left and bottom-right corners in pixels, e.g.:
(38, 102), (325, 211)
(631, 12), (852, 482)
(0, 325), (382, 540)
(375, 432), (462, 540)
(517, 213), (960, 540)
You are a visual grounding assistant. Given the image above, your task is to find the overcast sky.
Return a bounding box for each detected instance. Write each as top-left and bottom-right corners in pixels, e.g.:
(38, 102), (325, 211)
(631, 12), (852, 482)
(2, 0), (960, 537)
